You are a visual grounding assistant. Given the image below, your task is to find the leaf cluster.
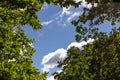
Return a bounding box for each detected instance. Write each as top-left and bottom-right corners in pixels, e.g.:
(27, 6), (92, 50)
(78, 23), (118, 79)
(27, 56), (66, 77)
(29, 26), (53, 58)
(71, 0), (120, 42)
(0, 24), (47, 79)
(54, 29), (120, 80)
(0, 0), (43, 30)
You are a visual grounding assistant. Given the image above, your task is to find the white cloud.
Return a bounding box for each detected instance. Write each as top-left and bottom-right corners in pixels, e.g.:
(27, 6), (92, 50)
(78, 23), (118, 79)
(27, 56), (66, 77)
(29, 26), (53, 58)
(60, 7), (72, 18)
(67, 41), (87, 50)
(74, 0), (82, 3)
(87, 38), (95, 44)
(81, 0), (92, 9)
(41, 20), (54, 26)
(75, 0), (97, 9)
(41, 6), (72, 26)
(41, 3), (49, 10)
(41, 48), (67, 72)
(58, 2), (92, 24)
(47, 76), (55, 80)
(67, 38), (94, 50)
(67, 12), (81, 22)
(56, 7), (72, 24)
(81, 0), (98, 9)
(40, 1), (97, 27)
(47, 70), (62, 80)
(40, 2), (86, 26)
(42, 65), (57, 72)
(56, 69), (63, 73)
(41, 38), (94, 72)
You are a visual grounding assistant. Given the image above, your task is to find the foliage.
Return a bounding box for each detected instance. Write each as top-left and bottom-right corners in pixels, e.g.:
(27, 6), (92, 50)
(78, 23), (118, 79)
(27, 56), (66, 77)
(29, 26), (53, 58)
(54, 29), (120, 80)
(0, 0), (74, 80)
(71, 0), (120, 41)
(0, 0), (49, 79)
(0, 0), (74, 79)
(54, 0), (120, 80)
(0, 0), (44, 30)
(0, 24), (47, 79)
(0, 0), (119, 80)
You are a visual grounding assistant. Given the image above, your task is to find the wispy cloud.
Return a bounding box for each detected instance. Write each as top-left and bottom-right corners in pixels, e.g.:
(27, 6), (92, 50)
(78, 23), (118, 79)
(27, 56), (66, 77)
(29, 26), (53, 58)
(67, 12), (81, 22)
(40, 4), (79, 27)
(41, 3), (49, 10)
(47, 76), (56, 80)
(41, 38), (94, 72)
(41, 1), (97, 27)
(41, 20), (54, 26)
(60, 7), (72, 18)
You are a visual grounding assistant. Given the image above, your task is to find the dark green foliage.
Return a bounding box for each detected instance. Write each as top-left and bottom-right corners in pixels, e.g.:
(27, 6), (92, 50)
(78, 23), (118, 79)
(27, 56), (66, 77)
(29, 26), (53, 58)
(54, 0), (120, 80)
(0, 0), (43, 30)
(54, 29), (120, 80)
(0, 0), (119, 80)
(71, 0), (120, 42)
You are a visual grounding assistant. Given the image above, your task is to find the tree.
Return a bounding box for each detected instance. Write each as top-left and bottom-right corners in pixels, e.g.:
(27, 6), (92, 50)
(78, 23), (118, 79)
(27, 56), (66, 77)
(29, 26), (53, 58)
(39, 0), (119, 42)
(0, 24), (47, 79)
(0, 0), (78, 79)
(53, 1), (120, 79)
(0, 0), (43, 79)
(54, 29), (120, 80)
(0, 0), (43, 30)
(0, 0), (74, 79)
(71, 0), (120, 41)
(0, 0), (119, 80)
(0, 0), (50, 79)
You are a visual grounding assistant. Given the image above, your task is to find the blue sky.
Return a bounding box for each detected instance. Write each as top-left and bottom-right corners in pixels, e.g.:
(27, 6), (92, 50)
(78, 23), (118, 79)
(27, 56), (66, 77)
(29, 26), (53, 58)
(23, 2), (86, 79)
(23, 2), (120, 80)
(24, 3), (77, 76)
